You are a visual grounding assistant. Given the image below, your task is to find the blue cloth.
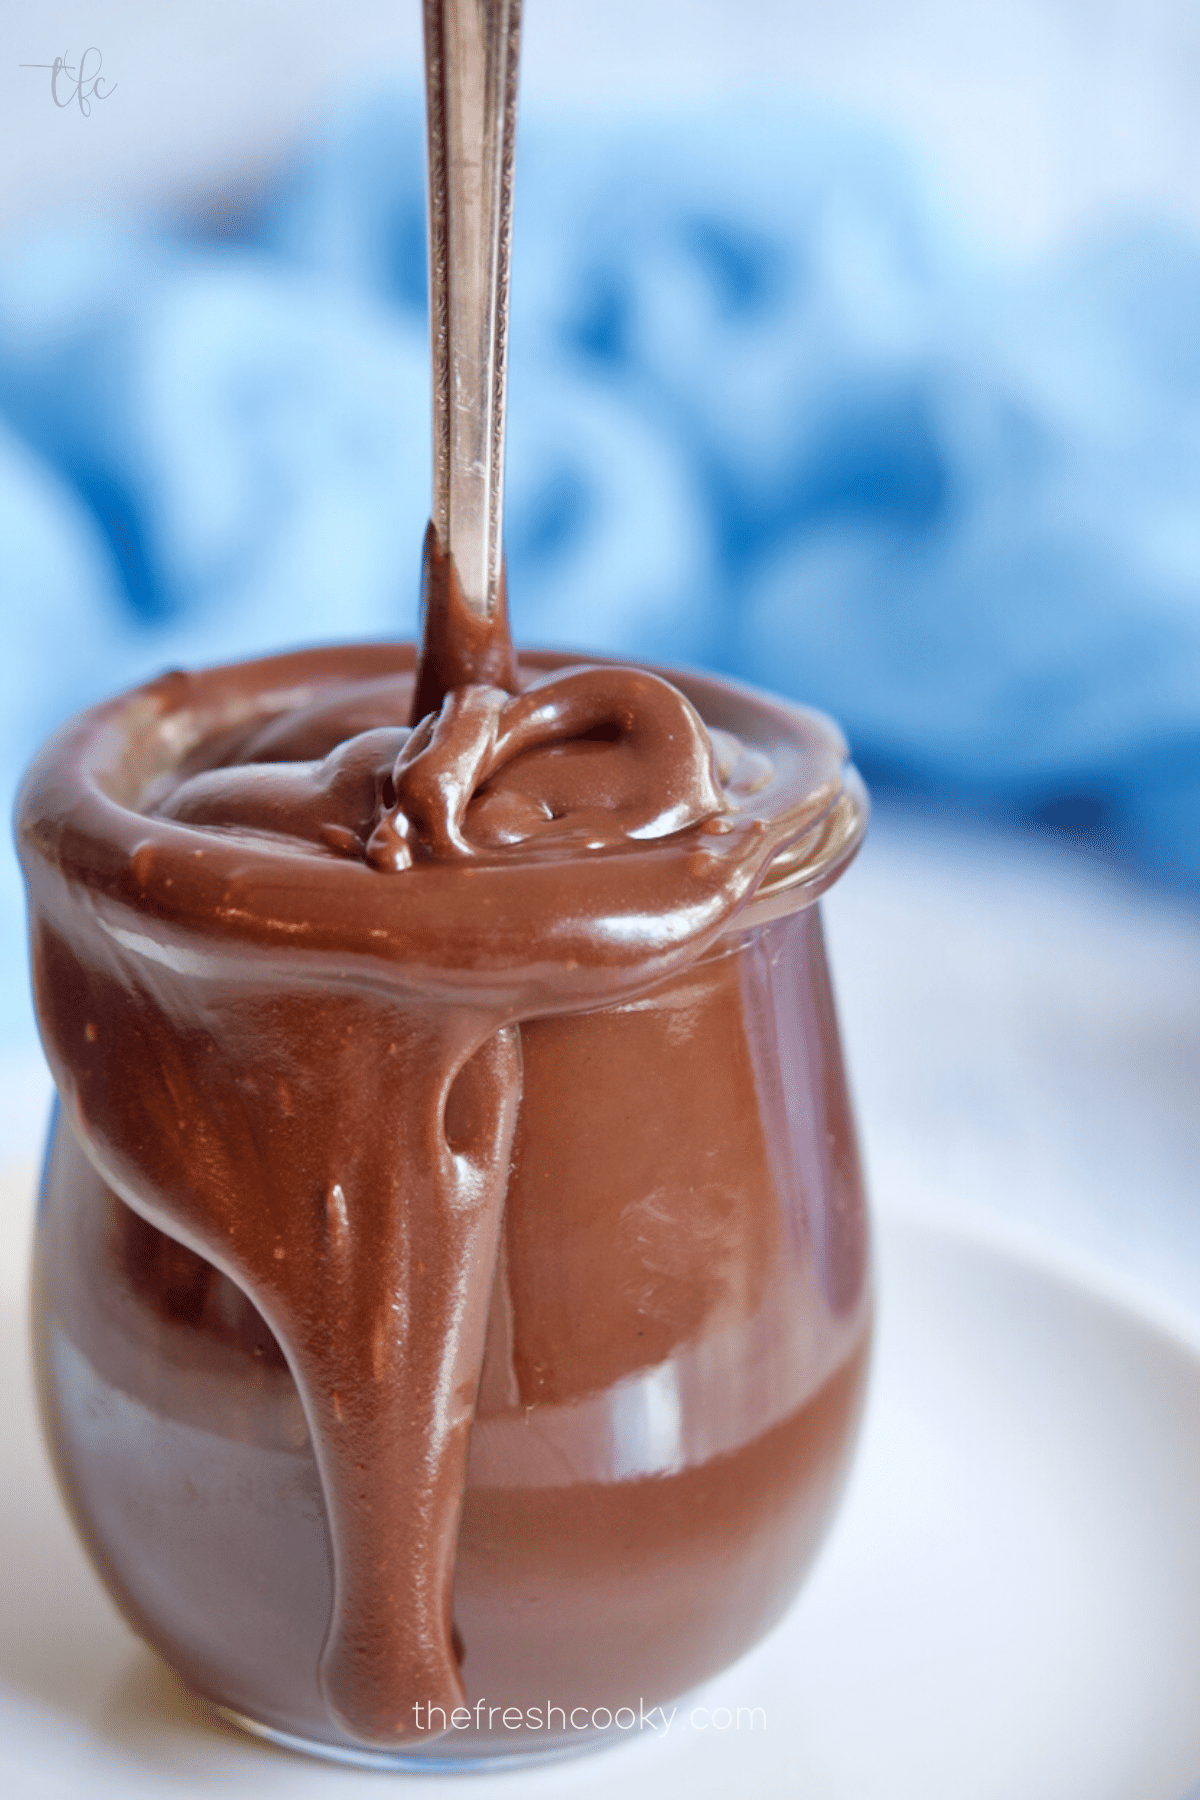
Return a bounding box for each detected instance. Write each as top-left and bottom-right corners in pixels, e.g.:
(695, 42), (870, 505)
(3, 88), (1199, 1054)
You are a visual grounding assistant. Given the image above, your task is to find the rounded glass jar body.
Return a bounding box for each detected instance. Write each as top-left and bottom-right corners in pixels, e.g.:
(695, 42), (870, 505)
(33, 898), (870, 1766)
(20, 643), (871, 1768)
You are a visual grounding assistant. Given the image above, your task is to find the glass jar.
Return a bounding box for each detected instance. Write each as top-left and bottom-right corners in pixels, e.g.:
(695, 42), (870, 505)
(20, 645), (871, 1769)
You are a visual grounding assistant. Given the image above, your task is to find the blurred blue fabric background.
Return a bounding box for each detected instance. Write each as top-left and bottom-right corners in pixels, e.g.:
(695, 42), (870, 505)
(3, 87), (1200, 1055)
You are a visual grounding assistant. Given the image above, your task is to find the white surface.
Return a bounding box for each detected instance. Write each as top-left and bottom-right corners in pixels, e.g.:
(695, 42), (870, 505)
(4, 1), (1200, 251)
(824, 813), (1200, 1317)
(2, 1198), (1200, 1798)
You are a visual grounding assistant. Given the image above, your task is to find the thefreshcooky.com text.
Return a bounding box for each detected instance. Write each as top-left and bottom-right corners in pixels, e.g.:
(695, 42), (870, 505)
(411, 1699), (766, 1734)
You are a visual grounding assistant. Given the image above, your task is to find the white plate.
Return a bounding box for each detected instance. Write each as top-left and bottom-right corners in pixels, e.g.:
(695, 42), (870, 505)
(2, 1187), (1200, 1800)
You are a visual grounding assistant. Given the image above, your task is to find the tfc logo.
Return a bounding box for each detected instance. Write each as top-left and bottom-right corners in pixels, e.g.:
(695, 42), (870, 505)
(21, 48), (117, 116)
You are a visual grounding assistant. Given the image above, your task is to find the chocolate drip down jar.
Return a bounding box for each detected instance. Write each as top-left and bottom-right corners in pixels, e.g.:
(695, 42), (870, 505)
(18, 643), (872, 1769)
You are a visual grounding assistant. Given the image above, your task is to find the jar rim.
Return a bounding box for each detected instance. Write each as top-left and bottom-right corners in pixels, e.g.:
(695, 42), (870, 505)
(16, 642), (867, 952)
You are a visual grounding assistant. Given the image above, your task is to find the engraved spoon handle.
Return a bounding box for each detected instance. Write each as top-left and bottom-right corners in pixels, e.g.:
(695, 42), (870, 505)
(422, 0), (521, 625)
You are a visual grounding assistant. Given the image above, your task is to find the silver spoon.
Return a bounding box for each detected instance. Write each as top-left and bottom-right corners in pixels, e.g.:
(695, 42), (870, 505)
(412, 0), (522, 721)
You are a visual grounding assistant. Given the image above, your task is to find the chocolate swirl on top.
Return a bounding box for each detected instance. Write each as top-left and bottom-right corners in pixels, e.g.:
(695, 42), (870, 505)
(17, 646), (863, 1749)
(159, 666), (729, 869)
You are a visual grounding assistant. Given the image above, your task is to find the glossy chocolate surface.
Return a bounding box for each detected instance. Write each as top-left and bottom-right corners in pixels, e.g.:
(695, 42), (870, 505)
(19, 643), (869, 1751)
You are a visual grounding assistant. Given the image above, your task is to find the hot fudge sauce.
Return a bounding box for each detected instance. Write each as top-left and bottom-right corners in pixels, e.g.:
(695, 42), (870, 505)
(20, 641), (870, 1759)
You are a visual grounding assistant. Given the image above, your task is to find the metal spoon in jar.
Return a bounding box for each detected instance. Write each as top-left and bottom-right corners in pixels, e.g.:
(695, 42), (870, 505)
(412, 0), (523, 723)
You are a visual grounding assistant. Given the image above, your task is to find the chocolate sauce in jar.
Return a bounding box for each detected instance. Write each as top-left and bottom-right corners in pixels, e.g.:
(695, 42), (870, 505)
(21, 642), (870, 1757)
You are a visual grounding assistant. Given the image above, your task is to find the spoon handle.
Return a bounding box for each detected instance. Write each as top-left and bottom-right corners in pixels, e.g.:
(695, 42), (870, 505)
(414, 0), (522, 719)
